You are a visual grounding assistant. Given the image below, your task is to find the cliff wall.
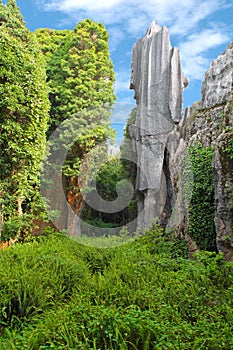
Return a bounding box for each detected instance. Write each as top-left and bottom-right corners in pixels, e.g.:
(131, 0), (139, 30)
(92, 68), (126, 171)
(173, 43), (233, 259)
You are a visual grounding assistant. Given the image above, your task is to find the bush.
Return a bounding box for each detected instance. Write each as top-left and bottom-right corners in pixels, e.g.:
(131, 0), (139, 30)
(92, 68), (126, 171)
(0, 232), (232, 349)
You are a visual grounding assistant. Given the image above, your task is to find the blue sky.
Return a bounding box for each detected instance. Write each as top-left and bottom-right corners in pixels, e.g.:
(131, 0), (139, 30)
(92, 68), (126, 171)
(7, 0), (233, 129)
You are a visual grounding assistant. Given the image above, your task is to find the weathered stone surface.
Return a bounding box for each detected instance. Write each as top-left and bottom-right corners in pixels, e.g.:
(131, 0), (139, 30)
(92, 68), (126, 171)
(213, 142), (233, 260)
(201, 42), (233, 109)
(130, 22), (233, 258)
(130, 21), (187, 228)
(169, 43), (233, 259)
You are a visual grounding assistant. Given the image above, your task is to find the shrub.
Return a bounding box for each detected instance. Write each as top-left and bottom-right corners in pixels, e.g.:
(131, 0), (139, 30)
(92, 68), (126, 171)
(0, 233), (232, 349)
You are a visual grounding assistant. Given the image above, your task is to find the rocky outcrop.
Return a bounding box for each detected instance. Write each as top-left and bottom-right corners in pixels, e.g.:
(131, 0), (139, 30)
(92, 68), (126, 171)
(130, 23), (233, 259)
(168, 43), (233, 259)
(182, 43), (233, 260)
(130, 21), (188, 229)
(201, 42), (233, 109)
(196, 44), (231, 258)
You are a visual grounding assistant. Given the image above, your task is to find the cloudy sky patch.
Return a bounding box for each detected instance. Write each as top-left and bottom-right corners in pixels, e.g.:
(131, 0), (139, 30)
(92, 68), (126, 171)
(31, 0), (233, 107)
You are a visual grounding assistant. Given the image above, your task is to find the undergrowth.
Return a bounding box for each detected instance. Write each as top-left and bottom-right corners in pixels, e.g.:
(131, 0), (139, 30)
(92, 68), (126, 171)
(0, 229), (232, 349)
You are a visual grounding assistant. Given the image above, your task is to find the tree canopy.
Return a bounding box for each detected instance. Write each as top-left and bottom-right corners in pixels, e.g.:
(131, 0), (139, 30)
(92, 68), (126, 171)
(0, 1), (49, 240)
(36, 18), (116, 133)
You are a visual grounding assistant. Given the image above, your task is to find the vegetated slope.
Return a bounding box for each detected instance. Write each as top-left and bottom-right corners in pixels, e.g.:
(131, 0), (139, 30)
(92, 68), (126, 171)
(0, 230), (232, 349)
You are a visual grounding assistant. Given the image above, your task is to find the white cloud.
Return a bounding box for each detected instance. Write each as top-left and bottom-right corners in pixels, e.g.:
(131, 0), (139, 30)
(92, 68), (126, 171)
(179, 29), (230, 79)
(127, 15), (149, 36)
(38, 0), (231, 45)
(37, 0), (232, 90)
(181, 30), (230, 56)
(108, 26), (126, 52)
(43, 0), (124, 12)
(183, 56), (210, 80)
(167, 0), (224, 35)
(39, 0), (229, 31)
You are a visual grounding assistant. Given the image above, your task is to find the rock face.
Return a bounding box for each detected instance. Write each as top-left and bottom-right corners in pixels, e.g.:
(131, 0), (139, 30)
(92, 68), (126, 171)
(130, 23), (233, 259)
(130, 21), (188, 229)
(201, 42), (233, 109)
(180, 43), (233, 259)
(183, 43), (233, 259)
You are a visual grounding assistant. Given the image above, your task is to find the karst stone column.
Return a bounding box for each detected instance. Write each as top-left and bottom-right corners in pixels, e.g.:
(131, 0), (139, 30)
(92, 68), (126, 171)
(129, 21), (188, 229)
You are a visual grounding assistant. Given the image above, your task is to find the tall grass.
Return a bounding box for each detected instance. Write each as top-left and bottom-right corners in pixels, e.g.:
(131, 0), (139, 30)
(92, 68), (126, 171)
(0, 230), (232, 349)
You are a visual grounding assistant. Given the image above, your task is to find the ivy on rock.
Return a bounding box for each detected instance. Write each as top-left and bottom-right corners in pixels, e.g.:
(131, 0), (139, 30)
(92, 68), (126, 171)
(187, 144), (216, 251)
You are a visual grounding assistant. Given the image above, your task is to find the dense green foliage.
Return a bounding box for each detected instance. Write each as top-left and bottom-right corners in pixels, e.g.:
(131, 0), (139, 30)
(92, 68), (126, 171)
(0, 1), (49, 240)
(83, 108), (139, 230)
(35, 19), (116, 229)
(0, 231), (232, 349)
(36, 18), (116, 134)
(0, 2), (116, 240)
(96, 158), (122, 202)
(225, 140), (233, 159)
(34, 28), (71, 63)
(84, 155), (137, 228)
(184, 145), (216, 251)
(84, 157), (123, 227)
(85, 108), (138, 229)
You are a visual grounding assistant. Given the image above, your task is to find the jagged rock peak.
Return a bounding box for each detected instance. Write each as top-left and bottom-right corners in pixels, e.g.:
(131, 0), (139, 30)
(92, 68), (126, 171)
(145, 20), (161, 37)
(201, 42), (233, 109)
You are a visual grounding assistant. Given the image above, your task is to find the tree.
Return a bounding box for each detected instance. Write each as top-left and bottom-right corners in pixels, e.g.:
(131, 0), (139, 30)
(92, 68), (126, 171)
(34, 28), (71, 63)
(38, 19), (116, 234)
(42, 18), (116, 133)
(0, 1), (50, 241)
(82, 109), (138, 230)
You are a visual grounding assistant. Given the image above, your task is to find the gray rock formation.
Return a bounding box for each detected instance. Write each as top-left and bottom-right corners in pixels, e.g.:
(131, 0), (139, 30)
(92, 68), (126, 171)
(168, 43), (233, 259)
(130, 21), (187, 228)
(201, 42), (233, 109)
(202, 44), (233, 259)
(130, 22), (233, 259)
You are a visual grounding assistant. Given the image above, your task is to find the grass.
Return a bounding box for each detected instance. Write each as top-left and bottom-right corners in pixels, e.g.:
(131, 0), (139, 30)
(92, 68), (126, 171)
(0, 229), (232, 349)
(73, 233), (136, 248)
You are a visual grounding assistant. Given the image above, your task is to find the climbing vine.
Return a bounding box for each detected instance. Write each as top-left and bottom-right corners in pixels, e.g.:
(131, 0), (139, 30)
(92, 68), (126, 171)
(187, 144), (216, 251)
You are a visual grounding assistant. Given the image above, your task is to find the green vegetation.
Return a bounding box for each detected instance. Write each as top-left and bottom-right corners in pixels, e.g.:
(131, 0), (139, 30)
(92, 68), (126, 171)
(0, 0), (49, 241)
(0, 2), (116, 241)
(0, 3), (232, 349)
(0, 231), (232, 349)
(35, 18), (116, 134)
(84, 154), (136, 228)
(35, 18), (116, 228)
(225, 140), (233, 160)
(184, 144), (216, 251)
(79, 108), (138, 230)
(34, 28), (71, 63)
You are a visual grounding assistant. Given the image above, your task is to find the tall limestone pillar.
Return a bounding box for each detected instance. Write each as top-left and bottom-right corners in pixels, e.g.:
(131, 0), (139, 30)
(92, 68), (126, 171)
(130, 21), (188, 229)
